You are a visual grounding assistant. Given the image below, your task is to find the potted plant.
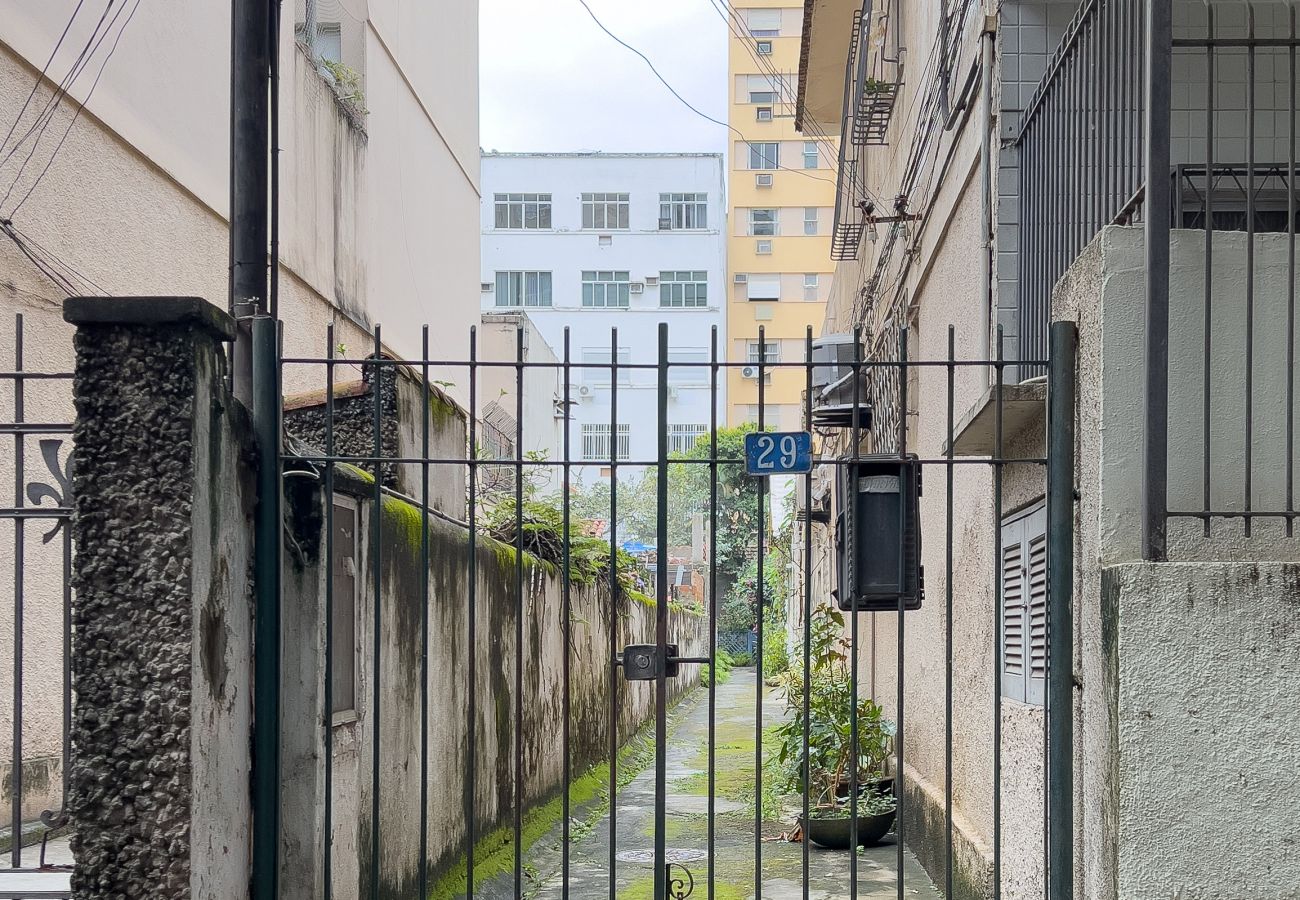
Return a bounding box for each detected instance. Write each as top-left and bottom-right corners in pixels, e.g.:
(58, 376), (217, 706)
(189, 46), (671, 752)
(774, 606), (898, 849)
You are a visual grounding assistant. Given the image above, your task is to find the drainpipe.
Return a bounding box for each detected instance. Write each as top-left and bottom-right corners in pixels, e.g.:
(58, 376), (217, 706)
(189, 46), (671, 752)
(980, 13), (996, 384)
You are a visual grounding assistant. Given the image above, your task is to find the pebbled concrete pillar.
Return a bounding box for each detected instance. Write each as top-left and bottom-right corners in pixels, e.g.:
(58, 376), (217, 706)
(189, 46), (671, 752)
(63, 296), (256, 900)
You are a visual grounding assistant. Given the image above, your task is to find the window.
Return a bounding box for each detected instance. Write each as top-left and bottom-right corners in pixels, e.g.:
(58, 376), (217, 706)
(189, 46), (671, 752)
(668, 349), (710, 385)
(749, 91), (778, 104)
(330, 497), (358, 717)
(582, 270), (631, 308)
(803, 273), (819, 301)
(756, 107), (773, 122)
(756, 239), (773, 255)
(803, 141), (820, 169)
(1001, 504), (1047, 705)
(660, 271), (708, 308)
(745, 8), (781, 36)
(668, 424), (709, 454)
(493, 193), (552, 229)
(748, 142), (779, 170)
(494, 271), (552, 307)
(581, 347), (632, 385)
(804, 207), (820, 236)
(747, 340), (781, 364)
(749, 208), (778, 236)
(581, 423), (631, 461)
(746, 273), (780, 301)
(756, 40), (773, 55)
(659, 193), (708, 230)
(581, 193), (629, 230)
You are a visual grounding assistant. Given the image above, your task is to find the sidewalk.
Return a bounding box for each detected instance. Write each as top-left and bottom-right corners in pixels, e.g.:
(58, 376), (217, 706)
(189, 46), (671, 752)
(0, 834), (73, 899)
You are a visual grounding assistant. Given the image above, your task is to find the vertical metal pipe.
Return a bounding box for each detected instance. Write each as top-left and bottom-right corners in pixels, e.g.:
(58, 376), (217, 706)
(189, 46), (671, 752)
(268, 0), (281, 320)
(654, 323), (670, 900)
(896, 326), (908, 900)
(252, 313), (282, 900)
(708, 325), (719, 900)
(993, 325), (1004, 900)
(1289, 9), (1297, 537)
(368, 327), (382, 900)
(513, 326), (525, 898)
(980, 25), (995, 382)
(1244, 10), (1257, 538)
(466, 326), (479, 899)
(802, 327), (814, 900)
(1143, 0), (1172, 561)
(754, 325), (766, 900)
(418, 326), (430, 900)
(607, 327), (619, 900)
(944, 326), (955, 898)
(849, 325), (862, 898)
(1203, 13), (1215, 537)
(323, 323), (335, 900)
(1047, 322), (1077, 900)
(10, 313), (24, 870)
(562, 328), (572, 896)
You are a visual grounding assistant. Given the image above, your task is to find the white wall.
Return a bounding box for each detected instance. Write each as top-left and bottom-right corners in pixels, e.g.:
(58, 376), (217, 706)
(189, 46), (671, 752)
(480, 153), (727, 475)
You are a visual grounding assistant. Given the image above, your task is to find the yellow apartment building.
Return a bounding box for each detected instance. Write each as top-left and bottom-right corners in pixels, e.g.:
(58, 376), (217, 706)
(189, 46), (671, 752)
(726, 1), (837, 429)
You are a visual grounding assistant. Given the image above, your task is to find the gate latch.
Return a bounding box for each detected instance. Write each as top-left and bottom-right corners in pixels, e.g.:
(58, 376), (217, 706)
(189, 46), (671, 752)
(620, 644), (679, 680)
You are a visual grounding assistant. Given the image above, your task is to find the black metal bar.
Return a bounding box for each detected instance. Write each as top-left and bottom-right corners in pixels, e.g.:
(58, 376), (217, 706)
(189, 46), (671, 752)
(1048, 321), (1077, 900)
(283, 453), (1050, 469)
(252, 313), (282, 900)
(896, 326), (908, 900)
(993, 324), (1004, 900)
(849, 325), (862, 898)
(562, 327), (572, 897)
(708, 325), (718, 900)
(607, 326), (619, 900)
(1203, 12), (1215, 537)
(279, 355), (1050, 371)
(369, 326), (382, 900)
(802, 326), (814, 900)
(418, 325), (431, 900)
(1143, 0), (1172, 561)
(10, 312), (24, 870)
(323, 322), (335, 900)
(466, 325), (479, 900)
(945, 326), (955, 898)
(653, 323), (670, 900)
(513, 325), (525, 899)
(268, 0), (280, 321)
(1289, 8), (1297, 537)
(755, 325), (766, 900)
(1245, 8), (1257, 539)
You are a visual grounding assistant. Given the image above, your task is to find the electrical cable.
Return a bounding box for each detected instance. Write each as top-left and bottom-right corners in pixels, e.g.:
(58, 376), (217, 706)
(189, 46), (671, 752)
(572, 0), (837, 186)
(0, 0), (87, 159)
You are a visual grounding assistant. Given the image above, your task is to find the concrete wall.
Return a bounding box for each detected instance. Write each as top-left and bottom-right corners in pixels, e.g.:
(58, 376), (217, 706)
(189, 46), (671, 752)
(280, 475), (707, 899)
(478, 312), (565, 488)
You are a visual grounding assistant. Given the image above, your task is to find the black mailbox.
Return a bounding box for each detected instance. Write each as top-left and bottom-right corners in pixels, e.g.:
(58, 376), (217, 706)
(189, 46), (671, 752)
(833, 455), (923, 612)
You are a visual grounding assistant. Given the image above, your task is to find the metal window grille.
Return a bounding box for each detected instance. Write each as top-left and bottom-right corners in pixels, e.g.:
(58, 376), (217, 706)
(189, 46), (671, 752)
(493, 193), (553, 230)
(581, 423), (631, 461)
(658, 270), (708, 307)
(494, 271), (552, 307)
(667, 424), (708, 454)
(581, 270), (631, 308)
(581, 193), (630, 230)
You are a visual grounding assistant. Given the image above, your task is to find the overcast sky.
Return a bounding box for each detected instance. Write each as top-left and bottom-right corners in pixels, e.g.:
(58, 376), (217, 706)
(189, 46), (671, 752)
(479, 0), (728, 154)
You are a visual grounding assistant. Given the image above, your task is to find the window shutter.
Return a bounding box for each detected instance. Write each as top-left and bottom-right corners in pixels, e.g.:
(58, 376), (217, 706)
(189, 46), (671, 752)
(1000, 518), (1027, 703)
(1025, 508), (1049, 705)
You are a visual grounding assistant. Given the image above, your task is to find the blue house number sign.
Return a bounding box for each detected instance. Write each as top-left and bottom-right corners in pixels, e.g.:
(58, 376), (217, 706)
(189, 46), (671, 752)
(744, 431), (813, 476)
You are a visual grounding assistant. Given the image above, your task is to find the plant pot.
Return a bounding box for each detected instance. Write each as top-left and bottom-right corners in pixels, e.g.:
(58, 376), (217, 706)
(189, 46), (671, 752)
(834, 775), (895, 800)
(801, 810), (896, 849)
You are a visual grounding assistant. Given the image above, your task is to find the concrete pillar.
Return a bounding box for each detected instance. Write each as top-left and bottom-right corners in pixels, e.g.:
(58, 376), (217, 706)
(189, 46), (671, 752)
(63, 297), (255, 900)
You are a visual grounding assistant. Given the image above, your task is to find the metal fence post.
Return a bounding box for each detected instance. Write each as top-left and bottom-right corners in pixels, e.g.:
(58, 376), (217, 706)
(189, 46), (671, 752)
(1143, 0), (1172, 561)
(1047, 321), (1077, 899)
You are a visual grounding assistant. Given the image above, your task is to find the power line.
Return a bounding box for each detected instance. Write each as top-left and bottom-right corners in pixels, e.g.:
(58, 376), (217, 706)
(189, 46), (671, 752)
(0, 1), (88, 159)
(571, 0), (837, 186)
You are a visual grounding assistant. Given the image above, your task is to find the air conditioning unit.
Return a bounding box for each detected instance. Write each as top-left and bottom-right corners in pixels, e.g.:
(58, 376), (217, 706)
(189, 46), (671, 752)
(658, 217), (673, 230)
(629, 282), (645, 294)
(480, 282), (493, 292)
(756, 240), (773, 255)
(811, 333), (872, 429)
(756, 173), (774, 188)
(578, 384), (594, 400)
(741, 365), (759, 379)
(645, 275), (659, 286)
(733, 273), (748, 284)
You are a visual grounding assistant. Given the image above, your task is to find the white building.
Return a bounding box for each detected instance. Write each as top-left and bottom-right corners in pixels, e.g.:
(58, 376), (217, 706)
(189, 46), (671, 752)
(480, 152), (727, 477)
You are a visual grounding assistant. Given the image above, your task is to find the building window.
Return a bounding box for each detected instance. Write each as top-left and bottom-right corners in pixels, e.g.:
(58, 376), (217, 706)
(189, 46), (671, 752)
(756, 106), (773, 122)
(296, 21), (344, 63)
(494, 271), (552, 307)
(804, 207), (820, 236)
(745, 8), (781, 36)
(582, 270), (631, 308)
(1001, 504), (1047, 706)
(803, 273), (819, 301)
(749, 91), (778, 104)
(581, 347), (632, 385)
(330, 497), (358, 717)
(581, 192), (629, 230)
(668, 424), (709, 454)
(493, 193), (552, 229)
(659, 271), (708, 308)
(748, 142), (780, 170)
(582, 423), (631, 461)
(749, 208), (778, 236)
(756, 40), (773, 55)
(668, 348), (710, 385)
(803, 142), (819, 169)
(747, 340), (781, 364)
(659, 193), (708, 230)
(756, 239), (773, 255)
(747, 273), (780, 301)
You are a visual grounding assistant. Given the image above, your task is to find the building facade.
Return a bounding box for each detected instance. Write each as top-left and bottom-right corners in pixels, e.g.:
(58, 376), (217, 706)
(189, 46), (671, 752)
(480, 152), (726, 479)
(726, 2), (838, 429)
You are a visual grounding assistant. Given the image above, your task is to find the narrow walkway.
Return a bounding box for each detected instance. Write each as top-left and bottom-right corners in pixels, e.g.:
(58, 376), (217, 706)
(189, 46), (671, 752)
(532, 669), (941, 900)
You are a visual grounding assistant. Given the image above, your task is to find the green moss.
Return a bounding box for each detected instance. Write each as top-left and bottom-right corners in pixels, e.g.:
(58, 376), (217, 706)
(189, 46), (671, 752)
(338, 462), (376, 484)
(381, 493), (426, 549)
(618, 872), (746, 900)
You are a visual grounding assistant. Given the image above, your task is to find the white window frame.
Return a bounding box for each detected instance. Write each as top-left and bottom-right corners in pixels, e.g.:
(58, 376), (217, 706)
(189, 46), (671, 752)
(1001, 502), (1048, 706)
(581, 423), (631, 461)
(748, 142), (780, 170)
(581, 192), (629, 230)
(658, 193), (708, 230)
(756, 239), (773, 255)
(803, 273), (819, 301)
(582, 270), (631, 308)
(668, 424), (709, 454)
(804, 207), (820, 236)
(746, 273), (781, 301)
(749, 208), (778, 236)
(493, 192), (553, 229)
(756, 39), (773, 55)
(494, 271), (552, 307)
(746, 340), (781, 365)
(659, 271), (708, 308)
(803, 141), (820, 169)
(756, 106), (773, 122)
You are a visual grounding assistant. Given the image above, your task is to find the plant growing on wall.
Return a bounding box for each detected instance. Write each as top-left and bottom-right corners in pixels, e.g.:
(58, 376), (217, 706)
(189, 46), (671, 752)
(320, 59), (368, 118)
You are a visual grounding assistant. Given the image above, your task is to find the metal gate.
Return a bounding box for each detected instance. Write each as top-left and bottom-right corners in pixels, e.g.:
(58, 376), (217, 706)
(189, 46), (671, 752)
(272, 318), (1077, 900)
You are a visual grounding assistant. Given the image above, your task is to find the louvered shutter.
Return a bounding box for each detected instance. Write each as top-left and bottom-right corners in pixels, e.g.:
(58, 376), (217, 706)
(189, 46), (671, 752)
(1000, 516), (1027, 703)
(1025, 507), (1049, 705)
